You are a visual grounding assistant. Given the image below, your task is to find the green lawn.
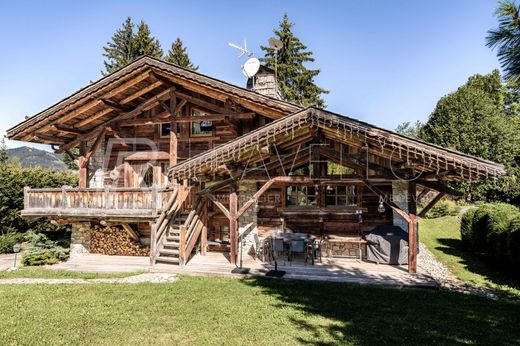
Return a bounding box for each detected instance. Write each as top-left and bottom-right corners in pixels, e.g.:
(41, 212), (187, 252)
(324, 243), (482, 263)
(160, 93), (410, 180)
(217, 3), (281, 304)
(420, 215), (520, 299)
(0, 267), (143, 280)
(0, 276), (519, 345)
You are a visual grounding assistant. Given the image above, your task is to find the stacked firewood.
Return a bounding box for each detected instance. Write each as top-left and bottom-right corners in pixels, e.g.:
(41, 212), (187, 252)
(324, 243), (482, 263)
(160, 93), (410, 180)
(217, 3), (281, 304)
(90, 225), (149, 256)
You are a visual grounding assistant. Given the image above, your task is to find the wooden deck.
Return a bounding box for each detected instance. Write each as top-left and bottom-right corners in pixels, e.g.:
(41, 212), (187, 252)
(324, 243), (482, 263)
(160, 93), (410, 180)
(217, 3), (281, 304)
(22, 186), (173, 221)
(50, 253), (438, 287)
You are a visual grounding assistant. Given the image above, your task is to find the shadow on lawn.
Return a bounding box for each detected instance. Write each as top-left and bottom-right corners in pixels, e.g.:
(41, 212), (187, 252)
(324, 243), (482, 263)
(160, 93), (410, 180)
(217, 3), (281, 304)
(243, 277), (520, 345)
(435, 237), (520, 296)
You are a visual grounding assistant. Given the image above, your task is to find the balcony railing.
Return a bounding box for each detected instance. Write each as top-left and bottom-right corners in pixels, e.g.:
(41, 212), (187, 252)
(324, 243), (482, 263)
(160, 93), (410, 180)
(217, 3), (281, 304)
(22, 186), (174, 220)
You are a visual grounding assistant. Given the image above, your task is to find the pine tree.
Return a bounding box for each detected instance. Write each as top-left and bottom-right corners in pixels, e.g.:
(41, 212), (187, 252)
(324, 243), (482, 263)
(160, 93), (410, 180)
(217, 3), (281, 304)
(133, 20), (163, 58)
(102, 17), (163, 75)
(102, 17), (136, 75)
(164, 38), (198, 71)
(260, 13), (328, 107)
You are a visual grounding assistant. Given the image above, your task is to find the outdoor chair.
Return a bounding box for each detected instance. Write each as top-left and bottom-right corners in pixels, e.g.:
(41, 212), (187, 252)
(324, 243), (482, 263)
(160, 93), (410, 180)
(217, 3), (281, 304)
(273, 238), (287, 265)
(289, 239), (307, 265)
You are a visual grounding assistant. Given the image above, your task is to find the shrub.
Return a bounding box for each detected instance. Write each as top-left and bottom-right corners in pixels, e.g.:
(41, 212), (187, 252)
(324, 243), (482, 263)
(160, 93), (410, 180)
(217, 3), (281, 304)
(427, 199), (462, 218)
(21, 232), (69, 266)
(0, 232), (23, 254)
(460, 208), (477, 247)
(507, 217), (520, 267)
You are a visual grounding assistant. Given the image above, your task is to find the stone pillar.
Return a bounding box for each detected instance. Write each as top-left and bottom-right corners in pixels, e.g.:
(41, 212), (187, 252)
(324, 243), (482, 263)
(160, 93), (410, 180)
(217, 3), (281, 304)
(70, 222), (91, 255)
(392, 181), (409, 232)
(238, 182), (259, 256)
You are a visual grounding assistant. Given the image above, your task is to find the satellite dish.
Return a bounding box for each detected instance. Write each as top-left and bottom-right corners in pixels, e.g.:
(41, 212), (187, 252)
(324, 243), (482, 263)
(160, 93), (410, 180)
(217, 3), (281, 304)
(268, 37), (283, 50)
(242, 57), (260, 78)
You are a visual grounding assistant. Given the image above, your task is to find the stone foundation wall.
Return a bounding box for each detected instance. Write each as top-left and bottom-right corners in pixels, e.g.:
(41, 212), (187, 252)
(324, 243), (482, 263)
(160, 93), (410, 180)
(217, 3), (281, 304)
(70, 222), (91, 255)
(392, 181), (409, 232)
(238, 182), (258, 256)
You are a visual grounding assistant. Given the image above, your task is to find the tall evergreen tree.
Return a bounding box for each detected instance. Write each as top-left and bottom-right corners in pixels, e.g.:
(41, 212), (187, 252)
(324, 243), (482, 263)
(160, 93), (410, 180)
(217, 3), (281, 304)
(102, 17), (136, 75)
(260, 13), (328, 107)
(164, 38), (198, 71)
(133, 20), (163, 58)
(102, 17), (162, 75)
(486, 0), (520, 83)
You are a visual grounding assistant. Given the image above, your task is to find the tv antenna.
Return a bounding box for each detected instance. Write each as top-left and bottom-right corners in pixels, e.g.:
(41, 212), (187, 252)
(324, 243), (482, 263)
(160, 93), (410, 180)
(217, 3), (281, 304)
(228, 39), (253, 58)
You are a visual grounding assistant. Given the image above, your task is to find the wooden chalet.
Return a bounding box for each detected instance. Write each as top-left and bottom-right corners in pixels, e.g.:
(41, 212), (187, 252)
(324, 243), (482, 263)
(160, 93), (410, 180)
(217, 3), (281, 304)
(7, 56), (505, 273)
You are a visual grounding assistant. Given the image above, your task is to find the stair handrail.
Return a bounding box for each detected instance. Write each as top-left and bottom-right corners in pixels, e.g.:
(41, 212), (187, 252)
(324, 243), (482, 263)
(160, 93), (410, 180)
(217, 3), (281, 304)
(179, 196), (207, 265)
(151, 185), (191, 264)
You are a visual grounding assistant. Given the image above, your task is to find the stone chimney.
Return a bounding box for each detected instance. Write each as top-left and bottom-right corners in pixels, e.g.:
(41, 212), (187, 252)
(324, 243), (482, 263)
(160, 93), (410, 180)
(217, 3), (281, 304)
(246, 65), (282, 99)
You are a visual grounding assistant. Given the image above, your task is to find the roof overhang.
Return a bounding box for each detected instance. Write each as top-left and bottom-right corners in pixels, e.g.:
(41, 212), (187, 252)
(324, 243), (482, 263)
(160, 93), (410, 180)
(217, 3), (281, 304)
(6, 56), (301, 146)
(169, 107), (506, 182)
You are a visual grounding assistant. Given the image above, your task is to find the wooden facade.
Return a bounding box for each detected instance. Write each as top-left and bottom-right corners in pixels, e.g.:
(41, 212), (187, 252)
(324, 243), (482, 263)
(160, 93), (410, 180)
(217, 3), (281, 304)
(7, 56), (505, 273)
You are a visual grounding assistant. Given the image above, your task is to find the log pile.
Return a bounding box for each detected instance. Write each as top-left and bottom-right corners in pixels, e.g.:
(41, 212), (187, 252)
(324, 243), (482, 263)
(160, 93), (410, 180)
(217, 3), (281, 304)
(90, 225), (149, 256)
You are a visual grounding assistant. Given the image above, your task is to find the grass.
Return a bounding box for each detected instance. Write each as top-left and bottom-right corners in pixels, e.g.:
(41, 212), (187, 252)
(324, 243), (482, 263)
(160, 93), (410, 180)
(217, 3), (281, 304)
(0, 276), (519, 345)
(420, 215), (520, 299)
(0, 267), (143, 280)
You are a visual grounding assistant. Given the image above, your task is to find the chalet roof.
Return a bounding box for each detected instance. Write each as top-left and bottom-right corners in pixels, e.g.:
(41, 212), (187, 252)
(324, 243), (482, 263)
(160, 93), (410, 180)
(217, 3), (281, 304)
(169, 107), (506, 182)
(6, 56), (301, 145)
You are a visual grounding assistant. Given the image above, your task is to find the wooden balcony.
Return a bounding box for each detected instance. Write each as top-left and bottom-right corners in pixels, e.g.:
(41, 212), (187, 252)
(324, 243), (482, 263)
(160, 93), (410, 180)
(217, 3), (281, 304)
(22, 186), (174, 222)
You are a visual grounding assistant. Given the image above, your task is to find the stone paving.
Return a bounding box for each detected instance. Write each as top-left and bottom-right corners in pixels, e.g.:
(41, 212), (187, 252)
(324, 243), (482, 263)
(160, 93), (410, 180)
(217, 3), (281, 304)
(0, 273), (176, 285)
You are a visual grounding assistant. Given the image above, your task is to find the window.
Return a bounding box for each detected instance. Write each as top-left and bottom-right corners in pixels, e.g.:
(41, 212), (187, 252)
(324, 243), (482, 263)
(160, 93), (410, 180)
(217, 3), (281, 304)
(326, 185), (357, 207)
(160, 123), (181, 138)
(286, 185), (317, 207)
(191, 109), (213, 136)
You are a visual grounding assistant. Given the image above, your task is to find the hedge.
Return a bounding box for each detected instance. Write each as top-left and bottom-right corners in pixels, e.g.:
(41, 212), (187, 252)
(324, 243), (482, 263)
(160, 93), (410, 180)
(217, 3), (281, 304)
(460, 203), (520, 269)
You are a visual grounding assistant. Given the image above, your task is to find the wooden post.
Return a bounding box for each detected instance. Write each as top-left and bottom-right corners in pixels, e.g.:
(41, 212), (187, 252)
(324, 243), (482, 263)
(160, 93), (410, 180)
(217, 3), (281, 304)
(151, 184), (158, 214)
(79, 140), (88, 189)
(150, 223), (157, 266)
(407, 216), (418, 273)
(179, 225), (187, 267)
(169, 89), (178, 168)
(201, 198), (208, 256)
(229, 184), (238, 266)
(61, 186), (67, 209)
(408, 181), (418, 274)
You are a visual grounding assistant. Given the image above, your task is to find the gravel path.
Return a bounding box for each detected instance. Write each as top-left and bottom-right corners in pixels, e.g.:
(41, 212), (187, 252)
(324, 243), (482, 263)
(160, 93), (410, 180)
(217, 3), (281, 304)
(418, 242), (500, 299)
(0, 273), (176, 285)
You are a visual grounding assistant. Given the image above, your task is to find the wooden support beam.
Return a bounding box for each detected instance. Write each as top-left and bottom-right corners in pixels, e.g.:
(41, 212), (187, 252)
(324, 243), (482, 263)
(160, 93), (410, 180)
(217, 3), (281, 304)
(101, 99), (132, 112)
(79, 141), (88, 188)
(121, 223), (140, 241)
(206, 193), (230, 219)
(237, 179), (274, 218)
(32, 133), (67, 144)
(52, 124), (86, 135)
(407, 216), (419, 274)
(418, 192), (446, 218)
(169, 89), (178, 167)
(229, 184), (238, 266)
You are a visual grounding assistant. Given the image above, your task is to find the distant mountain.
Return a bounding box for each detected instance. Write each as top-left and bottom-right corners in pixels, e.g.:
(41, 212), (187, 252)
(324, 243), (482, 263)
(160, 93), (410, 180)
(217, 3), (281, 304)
(7, 146), (68, 170)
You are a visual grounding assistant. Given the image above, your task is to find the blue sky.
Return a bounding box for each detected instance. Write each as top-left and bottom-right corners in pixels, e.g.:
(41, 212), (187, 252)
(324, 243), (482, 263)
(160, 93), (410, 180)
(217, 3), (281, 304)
(0, 0), (501, 150)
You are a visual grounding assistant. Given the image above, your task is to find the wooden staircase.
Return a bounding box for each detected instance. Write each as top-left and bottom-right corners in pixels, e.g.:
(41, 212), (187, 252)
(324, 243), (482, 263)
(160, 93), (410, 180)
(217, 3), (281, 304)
(155, 212), (188, 265)
(150, 185), (207, 266)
